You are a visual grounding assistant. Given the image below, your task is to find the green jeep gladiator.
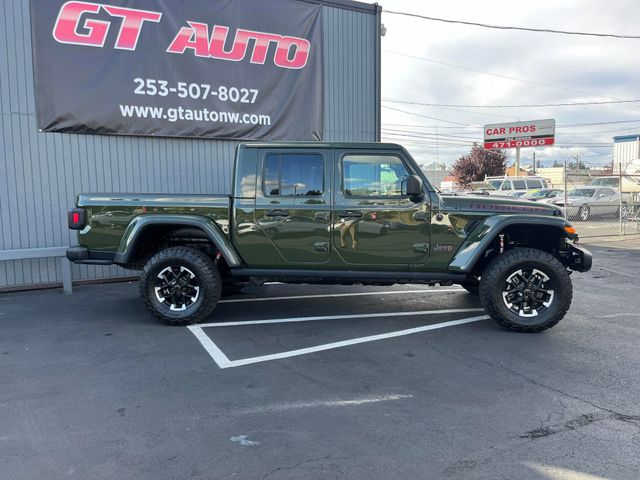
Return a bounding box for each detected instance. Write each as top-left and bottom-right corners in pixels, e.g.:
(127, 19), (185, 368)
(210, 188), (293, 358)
(67, 142), (591, 332)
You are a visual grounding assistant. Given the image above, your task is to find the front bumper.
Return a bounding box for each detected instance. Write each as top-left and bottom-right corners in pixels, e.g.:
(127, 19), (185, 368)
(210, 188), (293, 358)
(66, 246), (115, 265)
(562, 243), (592, 272)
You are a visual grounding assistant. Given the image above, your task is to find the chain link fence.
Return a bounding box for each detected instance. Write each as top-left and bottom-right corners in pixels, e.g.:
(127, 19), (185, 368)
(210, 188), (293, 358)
(549, 170), (640, 238)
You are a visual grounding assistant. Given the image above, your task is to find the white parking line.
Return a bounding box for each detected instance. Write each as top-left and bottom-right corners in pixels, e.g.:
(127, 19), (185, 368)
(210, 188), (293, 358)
(219, 288), (465, 304)
(198, 308), (483, 328)
(188, 309), (489, 369)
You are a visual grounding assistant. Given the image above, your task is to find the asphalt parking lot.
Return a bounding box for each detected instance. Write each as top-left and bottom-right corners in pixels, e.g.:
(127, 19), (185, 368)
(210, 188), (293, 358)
(2, 244), (640, 480)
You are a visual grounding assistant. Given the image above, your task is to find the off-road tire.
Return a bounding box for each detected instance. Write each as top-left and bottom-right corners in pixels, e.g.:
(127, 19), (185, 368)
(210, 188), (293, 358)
(460, 282), (479, 295)
(139, 247), (221, 326)
(479, 247), (572, 333)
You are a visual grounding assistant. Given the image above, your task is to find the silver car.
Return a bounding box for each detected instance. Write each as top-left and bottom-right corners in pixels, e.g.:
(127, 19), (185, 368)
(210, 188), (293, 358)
(550, 187), (623, 221)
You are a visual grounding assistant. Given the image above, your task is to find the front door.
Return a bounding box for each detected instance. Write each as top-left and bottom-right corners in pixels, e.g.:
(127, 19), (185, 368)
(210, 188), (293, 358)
(332, 149), (431, 267)
(255, 149), (332, 264)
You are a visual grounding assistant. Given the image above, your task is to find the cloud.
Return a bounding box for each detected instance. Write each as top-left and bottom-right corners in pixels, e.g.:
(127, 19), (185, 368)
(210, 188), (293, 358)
(378, 0), (640, 168)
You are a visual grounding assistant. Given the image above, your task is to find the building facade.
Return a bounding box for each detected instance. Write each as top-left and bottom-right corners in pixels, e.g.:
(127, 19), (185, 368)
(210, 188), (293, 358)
(613, 134), (640, 174)
(0, 0), (382, 290)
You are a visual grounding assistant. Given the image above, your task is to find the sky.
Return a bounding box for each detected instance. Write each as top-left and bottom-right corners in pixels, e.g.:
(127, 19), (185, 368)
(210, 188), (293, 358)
(373, 0), (640, 169)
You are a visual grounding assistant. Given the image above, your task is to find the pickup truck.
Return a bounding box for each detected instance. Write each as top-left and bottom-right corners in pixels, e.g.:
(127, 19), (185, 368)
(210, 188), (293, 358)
(67, 142), (591, 332)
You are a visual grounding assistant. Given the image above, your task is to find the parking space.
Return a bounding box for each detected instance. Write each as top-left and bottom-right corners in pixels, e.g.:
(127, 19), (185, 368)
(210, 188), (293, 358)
(2, 245), (640, 479)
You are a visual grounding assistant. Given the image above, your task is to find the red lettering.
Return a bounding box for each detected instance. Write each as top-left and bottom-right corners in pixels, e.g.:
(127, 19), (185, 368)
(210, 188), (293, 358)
(53, 1), (110, 47)
(274, 36), (310, 69)
(102, 5), (161, 50)
(209, 26), (248, 61)
(53, 2), (161, 49)
(167, 22), (210, 57)
(248, 31), (282, 64)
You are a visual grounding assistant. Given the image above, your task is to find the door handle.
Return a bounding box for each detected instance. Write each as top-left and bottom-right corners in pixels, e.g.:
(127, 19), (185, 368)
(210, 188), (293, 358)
(338, 210), (363, 219)
(313, 242), (329, 252)
(266, 209), (289, 217)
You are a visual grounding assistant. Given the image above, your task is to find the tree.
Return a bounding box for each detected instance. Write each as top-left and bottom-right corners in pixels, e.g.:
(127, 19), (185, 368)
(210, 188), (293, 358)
(451, 144), (508, 187)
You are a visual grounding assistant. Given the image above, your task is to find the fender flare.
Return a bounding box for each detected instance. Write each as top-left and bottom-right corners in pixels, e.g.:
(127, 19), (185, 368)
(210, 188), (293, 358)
(448, 214), (572, 273)
(112, 214), (242, 267)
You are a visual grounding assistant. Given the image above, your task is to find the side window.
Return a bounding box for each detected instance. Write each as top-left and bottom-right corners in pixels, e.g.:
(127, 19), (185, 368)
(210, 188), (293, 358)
(513, 180), (527, 190)
(541, 179), (549, 188)
(549, 190), (560, 198)
(526, 179), (543, 189)
(500, 181), (512, 191)
(342, 154), (410, 197)
(600, 188), (615, 197)
(263, 153), (324, 196)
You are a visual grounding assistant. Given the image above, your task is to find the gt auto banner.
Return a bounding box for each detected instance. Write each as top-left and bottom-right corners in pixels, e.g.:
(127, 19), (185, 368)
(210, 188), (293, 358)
(30, 0), (323, 140)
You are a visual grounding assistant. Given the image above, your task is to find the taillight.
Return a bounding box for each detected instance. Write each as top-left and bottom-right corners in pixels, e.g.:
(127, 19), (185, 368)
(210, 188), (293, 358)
(68, 208), (86, 230)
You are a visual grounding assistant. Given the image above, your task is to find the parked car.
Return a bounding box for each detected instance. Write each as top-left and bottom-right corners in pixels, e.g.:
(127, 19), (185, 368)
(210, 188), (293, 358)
(466, 181), (496, 195)
(524, 189), (564, 203)
(485, 176), (549, 196)
(66, 142), (591, 332)
(587, 175), (640, 194)
(549, 187), (626, 221)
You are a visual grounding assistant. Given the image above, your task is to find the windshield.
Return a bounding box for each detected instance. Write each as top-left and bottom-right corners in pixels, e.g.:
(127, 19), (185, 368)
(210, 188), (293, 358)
(569, 188), (595, 197)
(589, 178), (618, 187)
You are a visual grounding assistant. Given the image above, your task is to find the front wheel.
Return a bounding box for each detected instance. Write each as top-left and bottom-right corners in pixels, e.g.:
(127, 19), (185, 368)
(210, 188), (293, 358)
(577, 206), (590, 221)
(139, 247), (221, 325)
(479, 248), (572, 333)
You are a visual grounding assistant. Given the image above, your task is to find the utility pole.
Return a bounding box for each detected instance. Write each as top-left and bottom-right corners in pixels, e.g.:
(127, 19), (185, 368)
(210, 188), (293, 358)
(563, 157), (568, 220)
(532, 152), (536, 175)
(515, 147), (521, 177)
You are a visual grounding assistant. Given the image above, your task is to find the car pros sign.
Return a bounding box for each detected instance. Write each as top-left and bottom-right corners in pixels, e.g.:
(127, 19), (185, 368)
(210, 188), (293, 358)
(30, 0), (323, 141)
(484, 119), (555, 149)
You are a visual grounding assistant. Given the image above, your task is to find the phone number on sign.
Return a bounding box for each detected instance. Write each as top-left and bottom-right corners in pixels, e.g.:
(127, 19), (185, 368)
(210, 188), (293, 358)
(484, 138), (555, 149)
(133, 78), (259, 103)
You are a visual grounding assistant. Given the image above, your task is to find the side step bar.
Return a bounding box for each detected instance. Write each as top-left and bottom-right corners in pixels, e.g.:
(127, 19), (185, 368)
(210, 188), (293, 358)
(229, 268), (469, 283)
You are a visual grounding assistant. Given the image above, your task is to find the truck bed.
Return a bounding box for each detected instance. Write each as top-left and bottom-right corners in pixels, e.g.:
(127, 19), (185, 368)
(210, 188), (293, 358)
(76, 194), (231, 252)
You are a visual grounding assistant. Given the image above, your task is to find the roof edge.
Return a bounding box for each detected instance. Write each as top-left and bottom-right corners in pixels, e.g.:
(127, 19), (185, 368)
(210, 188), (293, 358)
(613, 134), (640, 142)
(296, 0), (380, 14)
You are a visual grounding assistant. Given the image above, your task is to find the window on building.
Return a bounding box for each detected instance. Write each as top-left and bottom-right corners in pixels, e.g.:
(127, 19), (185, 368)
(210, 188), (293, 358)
(342, 154), (410, 197)
(263, 154), (324, 196)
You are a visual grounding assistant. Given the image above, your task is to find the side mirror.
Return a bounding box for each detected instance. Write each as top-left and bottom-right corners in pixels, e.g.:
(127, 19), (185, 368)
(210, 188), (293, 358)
(406, 175), (423, 197)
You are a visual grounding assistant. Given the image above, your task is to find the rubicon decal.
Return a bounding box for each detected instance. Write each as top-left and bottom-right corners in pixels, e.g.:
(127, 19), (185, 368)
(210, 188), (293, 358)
(52, 1), (311, 69)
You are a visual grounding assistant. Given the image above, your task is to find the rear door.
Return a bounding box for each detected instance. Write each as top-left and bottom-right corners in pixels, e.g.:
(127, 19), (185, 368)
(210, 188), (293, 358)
(254, 149), (332, 264)
(332, 149), (431, 267)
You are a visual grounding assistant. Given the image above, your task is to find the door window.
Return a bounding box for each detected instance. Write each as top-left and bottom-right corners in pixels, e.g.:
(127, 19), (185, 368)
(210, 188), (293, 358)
(263, 153), (324, 196)
(513, 180), (527, 190)
(500, 181), (512, 191)
(526, 179), (543, 189)
(342, 154), (410, 197)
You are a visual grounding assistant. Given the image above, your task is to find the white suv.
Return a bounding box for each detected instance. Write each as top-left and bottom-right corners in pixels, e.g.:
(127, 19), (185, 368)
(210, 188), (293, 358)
(485, 176), (549, 196)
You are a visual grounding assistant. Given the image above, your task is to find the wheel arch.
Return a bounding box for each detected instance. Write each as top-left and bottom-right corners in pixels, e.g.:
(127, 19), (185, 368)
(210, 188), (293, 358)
(448, 214), (572, 274)
(113, 214), (242, 267)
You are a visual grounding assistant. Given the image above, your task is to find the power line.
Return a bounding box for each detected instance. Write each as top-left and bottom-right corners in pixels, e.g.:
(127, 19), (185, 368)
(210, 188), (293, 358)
(382, 98), (640, 108)
(382, 105), (472, 126)
(385, 50), (622, 101)
(383, 10), (640, 39)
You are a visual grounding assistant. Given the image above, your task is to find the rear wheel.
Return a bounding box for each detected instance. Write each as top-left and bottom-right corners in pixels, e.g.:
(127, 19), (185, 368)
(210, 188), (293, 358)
(479, 248), (572, 333)
(578, 206), (590, 221)
(140, 247), (221, 325)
